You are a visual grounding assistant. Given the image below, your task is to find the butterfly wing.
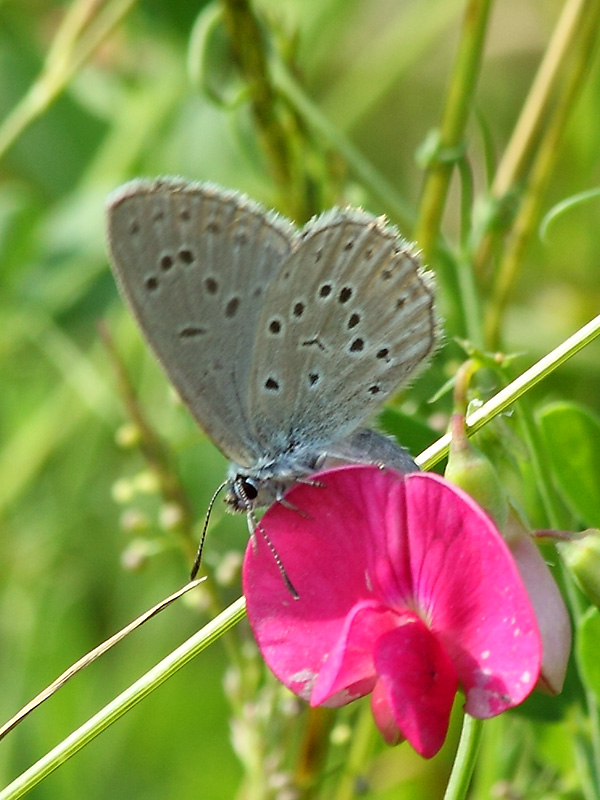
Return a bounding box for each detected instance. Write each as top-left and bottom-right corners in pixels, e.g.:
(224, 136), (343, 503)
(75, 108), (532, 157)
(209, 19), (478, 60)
(247, 208), (437, 453)
(106, 178), (294, 466)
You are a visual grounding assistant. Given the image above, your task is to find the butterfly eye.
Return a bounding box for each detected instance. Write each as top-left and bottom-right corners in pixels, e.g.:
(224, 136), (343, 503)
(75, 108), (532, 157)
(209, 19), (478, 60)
(240, 478), (259, 500)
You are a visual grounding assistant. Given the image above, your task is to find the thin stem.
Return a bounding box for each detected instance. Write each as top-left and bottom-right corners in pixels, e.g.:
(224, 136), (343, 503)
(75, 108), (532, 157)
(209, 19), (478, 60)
(0, 597), (247, 800)
(417, 313), (600, 470)
(0, 0), (138, 162)
(332, 703), (377, 800)
(98, 324), (197, 561)
(293, 708), (336, 798)
(473, 0), (599, 276)
(456, 157), (484, 346)
(272, 58), (415, 230)
(415, 0), (493, 259)
(219, 0), (307, 219)
(0, 581), (203, 743)
(443, 715), (484, 800)
(484, 0), (600, 346)
(491, 0), (595, 200)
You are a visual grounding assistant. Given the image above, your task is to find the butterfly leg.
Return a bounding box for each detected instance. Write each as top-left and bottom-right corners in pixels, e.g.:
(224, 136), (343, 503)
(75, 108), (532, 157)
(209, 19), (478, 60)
(247, 511), (299, 600)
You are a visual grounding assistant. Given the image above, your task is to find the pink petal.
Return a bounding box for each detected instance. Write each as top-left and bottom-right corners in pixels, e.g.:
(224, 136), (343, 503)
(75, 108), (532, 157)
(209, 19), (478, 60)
(373, 616), (458, 758)
(403, 473), (542, 717)
(244, 466), (542, 723)
(310, 602), (411, 707)
(508, 521), (571, 694)
(243, 466), (414, 700)
(371, 681), (405, 746)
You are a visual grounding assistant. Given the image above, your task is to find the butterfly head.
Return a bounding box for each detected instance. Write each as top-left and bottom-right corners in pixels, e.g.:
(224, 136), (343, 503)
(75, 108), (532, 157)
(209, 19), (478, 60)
(225, 473), (262, 512)
(224, 453), (320, 513)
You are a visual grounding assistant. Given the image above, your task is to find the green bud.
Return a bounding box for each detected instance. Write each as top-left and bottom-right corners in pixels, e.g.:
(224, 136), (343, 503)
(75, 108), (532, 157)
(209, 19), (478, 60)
(558, 529), (600, 608)
(445, 413), (508, 528)
(115, 422), (141, 449)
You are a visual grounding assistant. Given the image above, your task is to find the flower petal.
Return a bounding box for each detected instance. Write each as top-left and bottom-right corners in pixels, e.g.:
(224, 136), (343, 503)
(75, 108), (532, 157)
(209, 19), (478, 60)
(311, 602), (410, 707)
(373, 616), (458, 758)
(244, 466), (542, 725)
(243, 466), (414, 700)
(507, 519), (571, 694)
(371, 681), (405, 746)
(403, 473), (542, 717)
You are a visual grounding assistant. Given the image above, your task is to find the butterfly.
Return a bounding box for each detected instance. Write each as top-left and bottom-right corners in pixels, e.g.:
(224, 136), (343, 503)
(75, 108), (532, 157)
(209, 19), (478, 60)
(106, 178), (438, 573)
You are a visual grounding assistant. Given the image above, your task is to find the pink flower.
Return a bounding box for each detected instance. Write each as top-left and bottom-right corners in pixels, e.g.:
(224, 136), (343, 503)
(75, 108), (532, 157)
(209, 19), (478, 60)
(243, 466), (543, 758)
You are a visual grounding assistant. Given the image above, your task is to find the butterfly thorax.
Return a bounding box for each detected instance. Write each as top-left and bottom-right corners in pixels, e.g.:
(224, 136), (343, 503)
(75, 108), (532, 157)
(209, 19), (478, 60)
(225, 447), (325, 512)
(224, 427), (419, 513)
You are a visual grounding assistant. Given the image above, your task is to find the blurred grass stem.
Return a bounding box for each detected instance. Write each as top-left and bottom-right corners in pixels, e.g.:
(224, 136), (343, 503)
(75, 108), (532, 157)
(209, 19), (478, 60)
(415, 0), (492, 260)
(0, 597), (247, 800)
(220, 0), (307, 219)
(272, 57), (415, 230)
(483, 0), (600, 347)
(0, 0), (138, 162)
(99, 323), (197, 562)
(491, 0), (596, 200)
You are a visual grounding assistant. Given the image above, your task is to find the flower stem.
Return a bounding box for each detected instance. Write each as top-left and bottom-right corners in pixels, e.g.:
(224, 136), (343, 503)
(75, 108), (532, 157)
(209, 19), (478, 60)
(272, 57), (415, 230)
(484, 0), (600, 346)
(414, 0), (492, 260)
(418, 313), (600, 470)
(443, 714), (484, 800)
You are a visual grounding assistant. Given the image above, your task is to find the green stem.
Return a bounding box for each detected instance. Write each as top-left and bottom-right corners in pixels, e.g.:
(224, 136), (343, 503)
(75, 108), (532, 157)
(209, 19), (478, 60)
(0, 0), (138, 162)
(220, 0), (308, 219)
(0, 598), (247, 800)
(443, 715), (484, 800)
(417, 313), (600, 470)
(415, 0), (493, 259)
(491, 0), (596, 200)
(332, 702), (377, 800)
(272, 58), (415, 230)
(484, 0), (600, 347)
(456, 157), (484, 346)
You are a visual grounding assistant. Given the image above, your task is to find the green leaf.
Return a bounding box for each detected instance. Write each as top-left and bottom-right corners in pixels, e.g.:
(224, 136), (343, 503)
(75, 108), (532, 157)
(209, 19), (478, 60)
(378, 407), (440, 462)
(540, 187), (600, 242)
(538, 402), (600, 527)
(576, 606), (600, 700)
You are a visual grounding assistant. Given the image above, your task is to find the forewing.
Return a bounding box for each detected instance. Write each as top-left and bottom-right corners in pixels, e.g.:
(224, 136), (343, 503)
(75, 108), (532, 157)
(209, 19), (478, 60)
(106, 178), (294, 465)
(248, 209), (437, 452)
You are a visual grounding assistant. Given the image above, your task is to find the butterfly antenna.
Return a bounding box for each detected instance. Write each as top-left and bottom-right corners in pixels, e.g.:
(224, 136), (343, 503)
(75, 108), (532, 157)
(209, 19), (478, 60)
(248, 511), (299, 600)
(190, 481), (228, 580)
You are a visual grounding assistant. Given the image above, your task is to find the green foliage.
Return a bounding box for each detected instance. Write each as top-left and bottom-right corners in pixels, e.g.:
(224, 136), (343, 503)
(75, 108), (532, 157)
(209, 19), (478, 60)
(539, 402), (600, 528)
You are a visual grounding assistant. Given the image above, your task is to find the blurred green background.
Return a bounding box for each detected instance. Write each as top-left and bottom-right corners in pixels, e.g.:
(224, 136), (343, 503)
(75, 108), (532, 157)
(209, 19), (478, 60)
(0, 0), (599, 797)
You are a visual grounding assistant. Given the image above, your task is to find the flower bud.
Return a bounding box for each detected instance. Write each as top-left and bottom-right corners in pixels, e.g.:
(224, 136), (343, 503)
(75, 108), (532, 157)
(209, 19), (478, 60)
(558, 529), (600, 609)
(120, 538), (154, 571)
(444, 414), (508, 528)
(115, 422), (141, 449)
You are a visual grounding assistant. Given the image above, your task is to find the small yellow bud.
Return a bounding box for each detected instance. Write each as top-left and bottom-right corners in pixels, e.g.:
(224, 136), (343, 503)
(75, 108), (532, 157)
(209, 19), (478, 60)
(115, 422), (141, 449)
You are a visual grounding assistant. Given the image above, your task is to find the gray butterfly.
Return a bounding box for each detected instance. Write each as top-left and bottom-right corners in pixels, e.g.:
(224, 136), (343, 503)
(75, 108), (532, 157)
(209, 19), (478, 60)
(106, 178), (438, 528)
